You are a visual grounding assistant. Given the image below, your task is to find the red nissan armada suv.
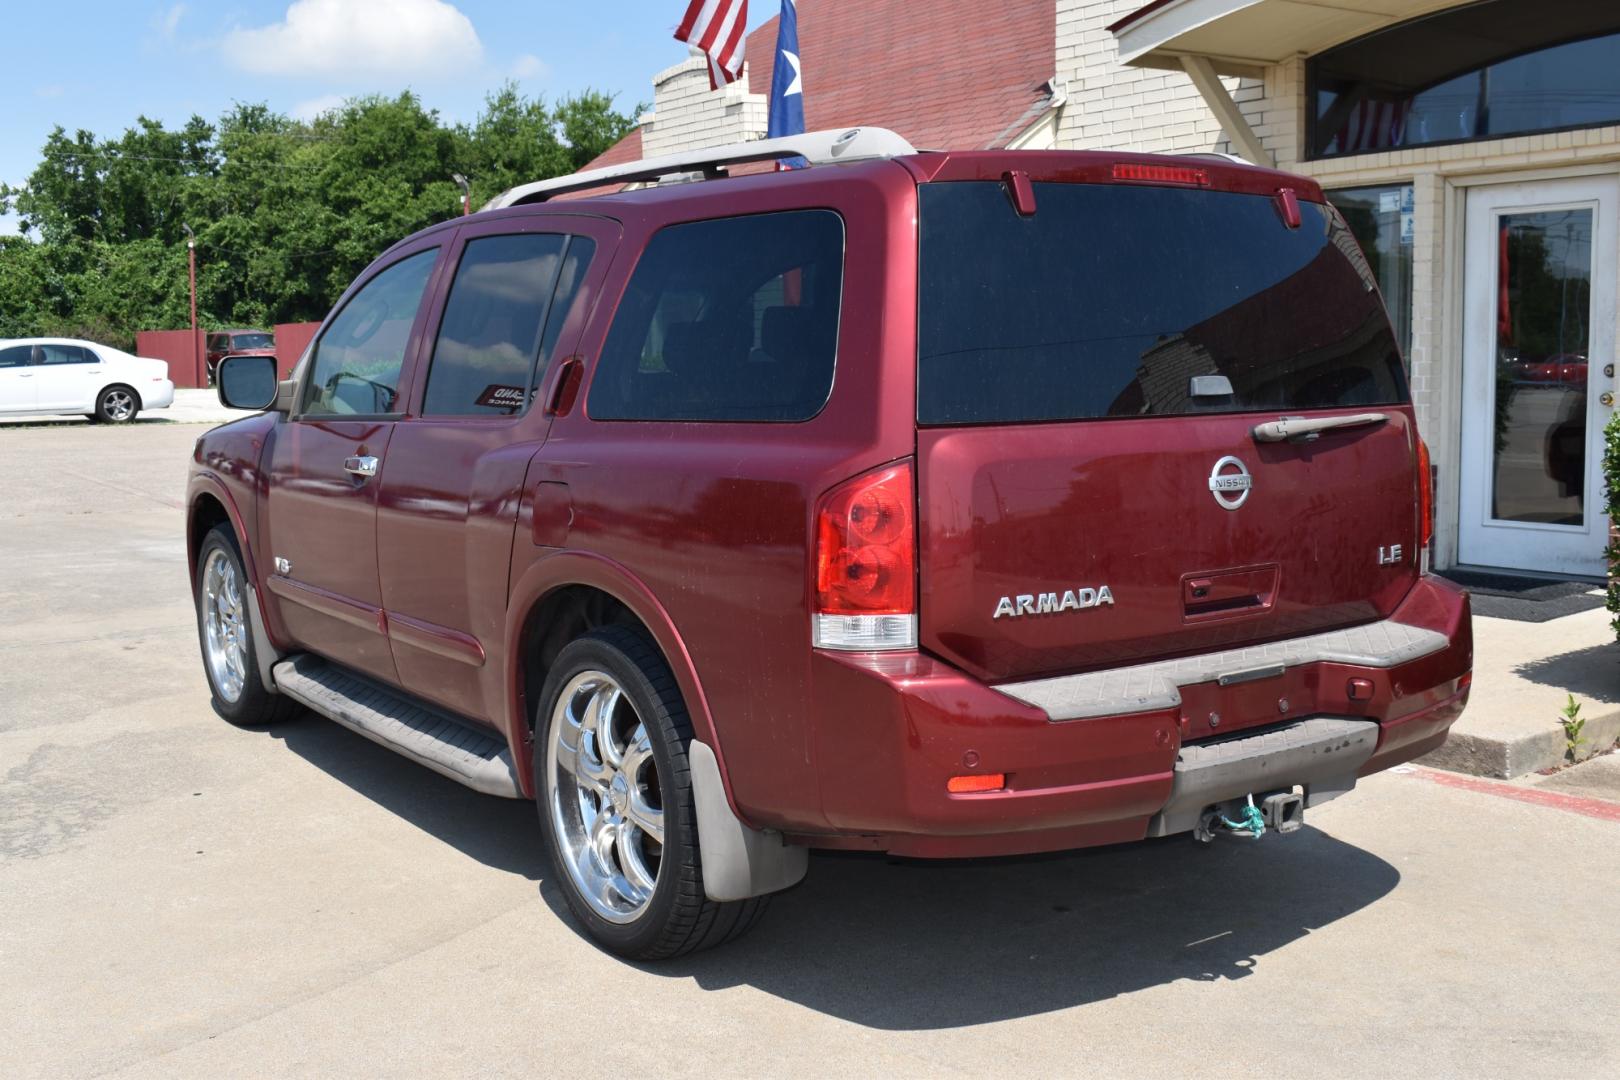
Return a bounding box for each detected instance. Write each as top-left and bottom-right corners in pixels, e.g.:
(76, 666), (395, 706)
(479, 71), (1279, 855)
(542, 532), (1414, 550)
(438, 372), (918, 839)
(190, 129), (1473, 959)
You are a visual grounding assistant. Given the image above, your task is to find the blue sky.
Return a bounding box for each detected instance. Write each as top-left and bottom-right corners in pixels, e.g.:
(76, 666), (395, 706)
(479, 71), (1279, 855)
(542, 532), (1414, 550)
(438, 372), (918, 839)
(0, 0), (775, 235)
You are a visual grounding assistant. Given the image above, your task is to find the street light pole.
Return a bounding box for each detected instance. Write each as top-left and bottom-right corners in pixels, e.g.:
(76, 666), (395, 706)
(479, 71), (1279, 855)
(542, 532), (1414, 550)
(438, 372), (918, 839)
(182, 223), (200, 387)
(452, 173), (471, 216)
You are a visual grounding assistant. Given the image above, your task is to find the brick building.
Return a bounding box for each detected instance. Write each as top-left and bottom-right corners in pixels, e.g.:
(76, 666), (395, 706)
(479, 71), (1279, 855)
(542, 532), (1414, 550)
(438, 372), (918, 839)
(587, 1), (1619, 580)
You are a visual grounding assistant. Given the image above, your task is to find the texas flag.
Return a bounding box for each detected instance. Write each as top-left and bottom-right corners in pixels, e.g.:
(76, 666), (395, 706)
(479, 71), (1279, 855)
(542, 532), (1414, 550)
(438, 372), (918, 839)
(768, 0), (806, 166)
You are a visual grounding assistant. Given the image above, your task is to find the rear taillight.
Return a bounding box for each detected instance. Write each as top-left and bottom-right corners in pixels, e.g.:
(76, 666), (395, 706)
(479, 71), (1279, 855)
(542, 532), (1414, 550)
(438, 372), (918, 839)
(1417, 437), (1434, 554)
(812, 462), (917, 651)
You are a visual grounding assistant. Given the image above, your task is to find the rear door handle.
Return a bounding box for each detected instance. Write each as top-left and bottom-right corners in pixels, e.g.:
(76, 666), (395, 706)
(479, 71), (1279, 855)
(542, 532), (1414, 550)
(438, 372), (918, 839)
(344, 455), (379, 478)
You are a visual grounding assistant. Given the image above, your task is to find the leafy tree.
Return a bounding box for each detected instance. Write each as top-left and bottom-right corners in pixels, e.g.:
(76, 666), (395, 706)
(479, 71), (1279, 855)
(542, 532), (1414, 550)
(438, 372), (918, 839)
(0, 85), (638, 346)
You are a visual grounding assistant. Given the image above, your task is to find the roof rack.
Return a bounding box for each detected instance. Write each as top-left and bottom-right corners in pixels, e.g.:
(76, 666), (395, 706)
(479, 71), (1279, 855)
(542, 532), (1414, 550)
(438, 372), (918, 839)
(483, 126), (918, 209)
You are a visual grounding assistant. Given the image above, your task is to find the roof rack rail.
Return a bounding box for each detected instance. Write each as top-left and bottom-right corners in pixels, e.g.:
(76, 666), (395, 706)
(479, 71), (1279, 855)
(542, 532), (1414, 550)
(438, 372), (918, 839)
(1177, 151), (1253, 166)
(484, 126), (918, 209)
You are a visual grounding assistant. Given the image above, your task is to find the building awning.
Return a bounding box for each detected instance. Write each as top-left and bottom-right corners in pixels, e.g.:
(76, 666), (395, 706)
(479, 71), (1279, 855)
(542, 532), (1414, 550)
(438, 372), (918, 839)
(1110, 0), (1469, 77)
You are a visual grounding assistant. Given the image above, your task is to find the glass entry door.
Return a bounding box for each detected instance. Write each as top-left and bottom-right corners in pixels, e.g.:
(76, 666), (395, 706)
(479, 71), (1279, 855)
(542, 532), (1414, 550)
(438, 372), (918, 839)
(1459, 176), (1617, 578)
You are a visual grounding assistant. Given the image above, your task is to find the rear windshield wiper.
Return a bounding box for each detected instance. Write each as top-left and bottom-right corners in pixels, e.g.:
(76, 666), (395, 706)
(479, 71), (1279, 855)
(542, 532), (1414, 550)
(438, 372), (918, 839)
(1250, 412), (1388, 443)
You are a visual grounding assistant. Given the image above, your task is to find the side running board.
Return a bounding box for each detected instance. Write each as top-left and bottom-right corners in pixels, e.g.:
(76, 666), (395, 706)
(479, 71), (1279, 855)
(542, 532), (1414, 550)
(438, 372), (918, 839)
(272, 655), (524, 798)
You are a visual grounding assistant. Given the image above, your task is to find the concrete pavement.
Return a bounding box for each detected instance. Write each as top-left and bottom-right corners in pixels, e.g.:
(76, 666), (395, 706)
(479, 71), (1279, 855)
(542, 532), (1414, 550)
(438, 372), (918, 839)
(2, 422), (1617, 1079)
(0, 387), (256, 428)
(1423, 606), (1620, 778)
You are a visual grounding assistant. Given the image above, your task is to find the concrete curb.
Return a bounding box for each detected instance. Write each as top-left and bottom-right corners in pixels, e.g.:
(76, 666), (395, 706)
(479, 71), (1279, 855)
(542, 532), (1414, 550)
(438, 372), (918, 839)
(1419, 706), (1620, 779)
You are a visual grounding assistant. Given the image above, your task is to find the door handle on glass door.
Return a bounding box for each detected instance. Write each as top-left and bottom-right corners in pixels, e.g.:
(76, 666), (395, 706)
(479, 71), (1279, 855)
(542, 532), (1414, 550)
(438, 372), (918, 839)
(344, 455), (379, 477)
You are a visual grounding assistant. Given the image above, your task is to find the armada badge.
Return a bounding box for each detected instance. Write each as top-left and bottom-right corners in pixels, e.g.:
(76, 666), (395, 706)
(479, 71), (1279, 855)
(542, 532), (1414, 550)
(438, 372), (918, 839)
(1208, 455), (1252, 510)
(993, 586), (1115, 619)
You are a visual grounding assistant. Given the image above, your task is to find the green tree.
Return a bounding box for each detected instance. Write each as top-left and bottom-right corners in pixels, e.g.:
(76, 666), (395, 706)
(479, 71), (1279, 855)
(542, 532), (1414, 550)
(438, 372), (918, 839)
(0, 85), (639, 345)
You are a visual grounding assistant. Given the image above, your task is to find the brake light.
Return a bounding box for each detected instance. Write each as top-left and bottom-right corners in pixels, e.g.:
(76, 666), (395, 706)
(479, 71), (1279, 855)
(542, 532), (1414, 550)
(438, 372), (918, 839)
(1112, 163), (1210, 187)
(812, 462), (917, 651)
(1417, 437), (1433, 550)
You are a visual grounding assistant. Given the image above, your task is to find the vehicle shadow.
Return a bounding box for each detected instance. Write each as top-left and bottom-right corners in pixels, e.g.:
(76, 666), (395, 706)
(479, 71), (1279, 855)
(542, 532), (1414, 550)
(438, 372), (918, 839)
(1513, 642), (1620, 704)
(268, 711), (1399, 1030)
(269, 713), (546, 880)
(0, 416), (178, 429)
(646, 828), (1399, 1030)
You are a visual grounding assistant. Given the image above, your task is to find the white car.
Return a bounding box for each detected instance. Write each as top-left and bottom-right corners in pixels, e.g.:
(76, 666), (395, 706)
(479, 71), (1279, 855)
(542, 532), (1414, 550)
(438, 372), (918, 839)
(0, 338), (175, 423)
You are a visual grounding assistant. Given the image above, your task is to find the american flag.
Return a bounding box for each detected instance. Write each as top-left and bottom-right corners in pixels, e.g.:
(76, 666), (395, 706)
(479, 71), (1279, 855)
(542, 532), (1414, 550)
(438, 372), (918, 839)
(675, 0), (749, 90)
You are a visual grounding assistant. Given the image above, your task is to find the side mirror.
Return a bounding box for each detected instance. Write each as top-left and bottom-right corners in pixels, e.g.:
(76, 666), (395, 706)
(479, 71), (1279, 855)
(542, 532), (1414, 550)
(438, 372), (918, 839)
(217, 354), (281, 411)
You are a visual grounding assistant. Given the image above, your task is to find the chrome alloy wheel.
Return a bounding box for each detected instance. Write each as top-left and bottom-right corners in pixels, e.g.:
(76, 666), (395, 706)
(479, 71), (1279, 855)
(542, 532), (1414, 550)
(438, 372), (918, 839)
(545, 671), (665, 923)
(103, 389), (135, 421)
(201, 549), (248, 703)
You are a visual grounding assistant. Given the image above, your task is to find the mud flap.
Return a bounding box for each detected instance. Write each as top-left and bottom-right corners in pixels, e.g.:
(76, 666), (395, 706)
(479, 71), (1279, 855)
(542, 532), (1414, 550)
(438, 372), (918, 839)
(689, 740), (809, 901)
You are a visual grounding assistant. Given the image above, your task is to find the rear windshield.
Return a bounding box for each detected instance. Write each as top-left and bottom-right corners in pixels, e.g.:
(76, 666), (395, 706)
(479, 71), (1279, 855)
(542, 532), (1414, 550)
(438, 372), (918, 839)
(917, 182), (1409, 425)
(231, 333), (274, 350)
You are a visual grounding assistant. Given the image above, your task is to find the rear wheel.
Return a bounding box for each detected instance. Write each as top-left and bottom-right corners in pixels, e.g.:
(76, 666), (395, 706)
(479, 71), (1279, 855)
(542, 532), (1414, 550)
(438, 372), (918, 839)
(95, 385), (139, 423)
(536, 626), (768, 959)
(195, 525), (298, 726)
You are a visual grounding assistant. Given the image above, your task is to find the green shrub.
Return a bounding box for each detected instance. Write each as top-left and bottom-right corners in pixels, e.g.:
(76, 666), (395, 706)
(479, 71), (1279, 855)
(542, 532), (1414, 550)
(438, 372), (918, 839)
(1607, 410), (1620, 639)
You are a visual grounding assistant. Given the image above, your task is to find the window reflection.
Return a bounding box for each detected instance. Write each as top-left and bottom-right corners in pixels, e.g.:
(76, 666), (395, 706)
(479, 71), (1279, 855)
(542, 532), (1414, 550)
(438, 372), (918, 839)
(1310, 2), (1620, 158)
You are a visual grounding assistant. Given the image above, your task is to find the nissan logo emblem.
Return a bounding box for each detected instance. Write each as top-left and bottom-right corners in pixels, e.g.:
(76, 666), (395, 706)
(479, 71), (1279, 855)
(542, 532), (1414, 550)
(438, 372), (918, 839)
(1208, 456), (1252, 510)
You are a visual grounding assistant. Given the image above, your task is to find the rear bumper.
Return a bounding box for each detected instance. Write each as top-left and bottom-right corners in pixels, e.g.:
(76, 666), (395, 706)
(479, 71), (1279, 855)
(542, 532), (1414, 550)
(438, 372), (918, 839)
(795, 575), (1471, 857)
(144, 380), (175, 409)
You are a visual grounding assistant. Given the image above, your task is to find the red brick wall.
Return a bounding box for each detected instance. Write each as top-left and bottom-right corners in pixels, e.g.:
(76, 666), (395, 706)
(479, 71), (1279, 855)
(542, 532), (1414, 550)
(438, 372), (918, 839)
(134, 330), (207, 388)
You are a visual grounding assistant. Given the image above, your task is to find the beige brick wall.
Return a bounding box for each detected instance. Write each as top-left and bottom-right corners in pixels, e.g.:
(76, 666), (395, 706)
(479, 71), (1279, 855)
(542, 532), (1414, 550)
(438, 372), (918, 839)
(639, 55), (767, 159)
(1055, 1), (1271, 159)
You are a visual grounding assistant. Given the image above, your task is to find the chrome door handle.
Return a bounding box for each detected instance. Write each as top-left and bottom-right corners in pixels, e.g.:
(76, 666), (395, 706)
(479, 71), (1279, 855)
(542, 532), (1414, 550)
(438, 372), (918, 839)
(1602, 391), (1615, 407)
(343, 455), (379, 477)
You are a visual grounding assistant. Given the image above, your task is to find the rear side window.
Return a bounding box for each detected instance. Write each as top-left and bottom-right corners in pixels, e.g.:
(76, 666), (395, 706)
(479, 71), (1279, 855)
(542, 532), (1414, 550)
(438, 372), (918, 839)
(588, 210), (843, 422)
(38, 344), (94, 365)
(302, 248), (438, 417)
(423, 233), (595, 416)
(917, 182), (1408, 425)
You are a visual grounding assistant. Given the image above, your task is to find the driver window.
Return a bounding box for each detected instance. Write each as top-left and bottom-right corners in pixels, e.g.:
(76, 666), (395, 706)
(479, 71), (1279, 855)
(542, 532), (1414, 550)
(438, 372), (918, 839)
(302, 248), (438, 417)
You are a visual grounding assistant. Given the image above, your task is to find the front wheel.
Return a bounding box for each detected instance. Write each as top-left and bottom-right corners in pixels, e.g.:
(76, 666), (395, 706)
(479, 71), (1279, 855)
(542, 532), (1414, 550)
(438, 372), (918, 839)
(195, 525), (298, 726)
(536, 627), (768, 959)
(95, 385), (139, 423)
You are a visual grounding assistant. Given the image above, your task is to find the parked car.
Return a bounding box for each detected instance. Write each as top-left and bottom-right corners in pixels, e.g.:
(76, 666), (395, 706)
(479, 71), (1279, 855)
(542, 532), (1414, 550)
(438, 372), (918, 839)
(0, 337), (174, 422)
(189, 130), (1473, 960)
(205, 329), (276, 385)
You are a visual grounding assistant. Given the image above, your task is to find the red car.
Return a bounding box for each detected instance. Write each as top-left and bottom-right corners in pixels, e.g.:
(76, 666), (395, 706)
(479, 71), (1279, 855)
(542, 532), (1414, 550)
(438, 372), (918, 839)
(204, 329), (276, 385)
(191, 130), (1472, 960)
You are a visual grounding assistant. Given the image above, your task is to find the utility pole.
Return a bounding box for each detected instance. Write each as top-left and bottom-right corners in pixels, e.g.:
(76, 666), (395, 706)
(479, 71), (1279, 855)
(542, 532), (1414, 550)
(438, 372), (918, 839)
(182, 223), (200, 386)
(453, 173), (471, 216)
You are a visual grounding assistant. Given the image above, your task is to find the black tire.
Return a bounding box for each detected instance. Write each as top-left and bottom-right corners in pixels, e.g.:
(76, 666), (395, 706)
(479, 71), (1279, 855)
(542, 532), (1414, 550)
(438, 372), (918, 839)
(535, 626), (770, 960)
(94, 384), (140, 423)
(194, 525), (299, 727)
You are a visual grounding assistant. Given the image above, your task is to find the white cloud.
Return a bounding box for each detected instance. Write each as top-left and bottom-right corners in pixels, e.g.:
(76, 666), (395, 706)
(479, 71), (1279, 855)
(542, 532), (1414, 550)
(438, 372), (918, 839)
(511, 54), (547, 81)
(162, 3), (187, 38)
(35, 84), (65, 98)
(224, 0), (483, 79)
(292, 93), (348, 121)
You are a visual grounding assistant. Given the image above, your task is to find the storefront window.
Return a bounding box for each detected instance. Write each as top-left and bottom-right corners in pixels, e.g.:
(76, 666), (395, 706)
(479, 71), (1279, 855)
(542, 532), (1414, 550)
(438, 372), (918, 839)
(1309, 1), (1620, 158)
(1327, 184), (1414, 364)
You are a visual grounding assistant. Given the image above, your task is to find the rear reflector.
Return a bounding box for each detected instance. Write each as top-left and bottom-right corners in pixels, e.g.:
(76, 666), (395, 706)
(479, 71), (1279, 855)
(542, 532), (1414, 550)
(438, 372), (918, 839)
(1417, 437), (1434, 549)
(1112, 163), (1210, 187)
(947, 774), (1006, 794)
(813, 462), (917, 651)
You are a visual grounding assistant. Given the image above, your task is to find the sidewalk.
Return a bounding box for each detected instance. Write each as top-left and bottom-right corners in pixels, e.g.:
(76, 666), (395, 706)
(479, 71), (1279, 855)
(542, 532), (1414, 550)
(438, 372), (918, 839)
(1421, 604), (1620, 778)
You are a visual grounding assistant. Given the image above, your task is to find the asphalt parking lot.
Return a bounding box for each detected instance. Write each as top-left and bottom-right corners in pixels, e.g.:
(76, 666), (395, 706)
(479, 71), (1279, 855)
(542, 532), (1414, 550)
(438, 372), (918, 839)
(3, 418), (1618, 1079)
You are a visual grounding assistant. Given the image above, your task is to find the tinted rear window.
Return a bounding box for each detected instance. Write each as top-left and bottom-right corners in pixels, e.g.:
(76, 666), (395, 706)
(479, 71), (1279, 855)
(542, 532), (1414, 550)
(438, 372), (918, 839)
(917, 182), (1408, 425)
(587, 210), (843, 422)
